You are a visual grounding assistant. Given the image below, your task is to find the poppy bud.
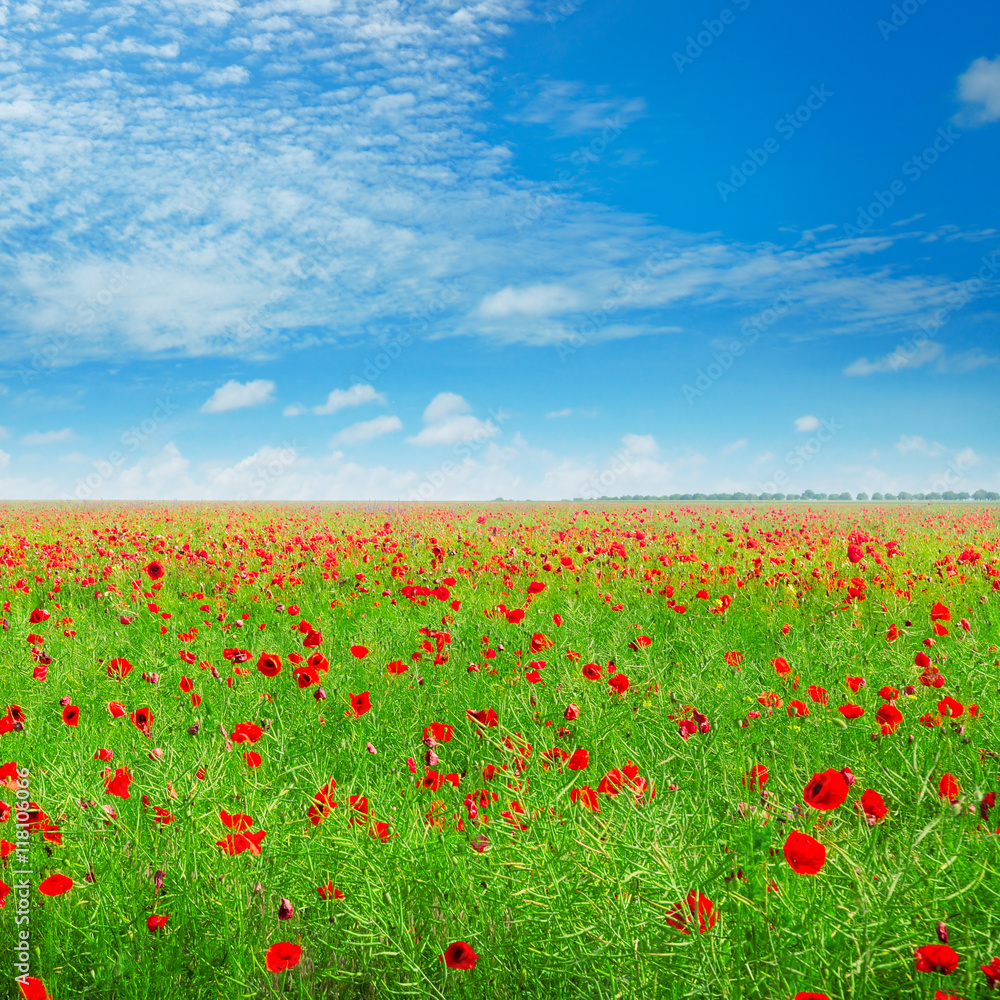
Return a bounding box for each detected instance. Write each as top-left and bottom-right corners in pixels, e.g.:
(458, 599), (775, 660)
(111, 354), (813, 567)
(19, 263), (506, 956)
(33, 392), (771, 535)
(149, 747), (164, 760)
(188, 723), (200, 736)
(59, 695), (71, 707)
(564, 704), (580, 721)
(314, 687), (326, 702)
(423, 737), (437, 749)
(936, 921), (948, 944)
(154, 869), (165, 893)
(840, 767), (856, 786)
(904, 685), (916, 695)
(425, 749), (439, 767)
(470, 834), (489, 853)
(274, 604), (285, 613)
(417, 676), (425, 685)
(277, 898), (294, 920)
(366, 742), (377, 754)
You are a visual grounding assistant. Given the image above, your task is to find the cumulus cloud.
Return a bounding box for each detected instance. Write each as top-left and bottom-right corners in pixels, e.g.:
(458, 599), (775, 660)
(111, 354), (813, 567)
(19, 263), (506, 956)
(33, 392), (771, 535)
(331, 415), (403, 447)
(201, 380), (275, 413)
(955, 56), (1000, 126)
(313, 385), (386, 416)
(795, 416), (820, 432)
(407, 392), (500, 447)
(21, 427), (76, 445)
(201, 66), (250, 87)
(479, 284), (583, 318)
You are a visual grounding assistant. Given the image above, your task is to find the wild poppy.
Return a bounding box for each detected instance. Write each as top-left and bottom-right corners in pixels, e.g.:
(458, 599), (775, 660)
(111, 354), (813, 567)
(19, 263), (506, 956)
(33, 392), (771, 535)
(130, 707), (153, 732)
(938, 774), (960, 802)
(793, 993), (831, 1000)
(772, 656), (791, 674)
(144, 561), (165, 580)
(783, 829), (827, 875)
(146, 914), (169, 932)
(664, 891), (717, 933)
(803, 769), (849, 810)
(857, 788), (888, 823)
(38, 873), (72, 896)
(348, 691), (371, 718)
(104, 766), (134, 799)
(846, 676), (865, 692)
(62, 705), (80, 726)
(875, 704), (903, 734)
(838, 704), (864, 719)
(930, 602), (951, 622)
(439, 941), (479, 970)
(570, 786), (600, 811)
(724, 651), (743, 666)
(386, 659), (408, 674)
(17, 977), (52, 1000)
(350, 645), (368, 658)
(787, 700), (809, 717)
(231, 722), (263, 744)
(808, 686), (828, 705)
(567, 748), (589, 770)
(608, 673), (629, 694)
(530, 632), (553, 653)
(582, 662), (603, 681)
(107, 658), (134, 679)
(257, 652), (282, 676)
(265, 942), (303, 973)
(914, 944), (960, 974)
(937, 697), (963, 719)
(425, 723), (454, 743)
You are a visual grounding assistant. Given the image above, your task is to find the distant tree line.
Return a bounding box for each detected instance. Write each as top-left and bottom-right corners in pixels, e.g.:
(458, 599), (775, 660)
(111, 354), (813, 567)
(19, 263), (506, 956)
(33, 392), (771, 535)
(569, 489), (1000, 502)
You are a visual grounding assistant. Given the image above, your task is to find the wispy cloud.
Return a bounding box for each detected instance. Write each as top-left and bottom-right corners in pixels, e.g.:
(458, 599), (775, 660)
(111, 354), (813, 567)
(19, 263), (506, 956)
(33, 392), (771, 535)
(794, 416), (820, 432)
(21, 427), (76, 445)
(509, 80), (647, 137)
(331, 415), (403, 447)
(843, 339), (944, 375)
(201, 380), (276, 413)
(895, 434), (945, 457)
(722, 438), (747, 456)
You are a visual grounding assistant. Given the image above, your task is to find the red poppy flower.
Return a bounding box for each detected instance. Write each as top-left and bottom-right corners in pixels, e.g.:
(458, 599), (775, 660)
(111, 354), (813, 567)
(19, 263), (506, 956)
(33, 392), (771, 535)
(104, 766), (134, 799)
(62, 705), (80, 727)
(38, 873), (72, 896)
(439, 941), (479, 970)
(937, 696), (963, 719)
(772, 656), (791, 675)
(570, 785), (600, 811)
(875, 704), (903, 734)
(783, 829), (827, 875)
(130, 707), (153, 732)
(581, 662), (603, 681)
(807, 686), (828, 705)
(231, 722), (263, 744)
(146, 914), (169, 932)
(743, 764), (768, 789)
(527, 580), (545, 594)
(724, 651), (743, 666)
(793, 993), (831, 1000)
(856, 789), (888, 823)
(552, 614), (563, 627)
(107, 658), (134, 679)
(567, 748), (589, 770)
(386, 659), (408, 674)
(885, 623), (900, 641)
(244, 751), (262, 768)
(838, 704), (865, 719)
(505, 608), (525, 624)
(108, 700), (127, 718)
(350, 644), (368, 658)
(608, 673), (629, 694)
(292, 665), (320, 688)
(787, 700), (809, 717)
(530, 632), (553, 653)
(930, 602), (951, 622)
(938, 773), (960, 802)
(425, 722), (454, 743)
(257, 652), (282, 676)
(915, 944), (960, 974)
(803, 769), (849, 810)
(664, 890), (717, 934)
(846, 675), (865, 692)
(303, 629), (323, 648)
(144, 561), (165, 580)
(915, 652), (931, 669)
(349, 691), (371, 718)
(179, 676), (194, 693)
(17, 977), (52, 1000)
(466, 708), (498, 727)
(265, 942), (302, 973)
(982, 957), (1000, 988)
(220, 810), (253, 831)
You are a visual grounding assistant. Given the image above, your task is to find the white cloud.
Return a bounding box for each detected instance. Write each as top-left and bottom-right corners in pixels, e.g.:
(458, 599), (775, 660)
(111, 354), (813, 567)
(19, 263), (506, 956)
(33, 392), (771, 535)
(283, 404), (307, 417)
(331, 415), (403, 447)
(895, 434), (945, 457)
(201, 379), (275, 413)
(547, 408), (574, 419)
(21, 427), (76, 445)
(955, 56), (1000, 126)
(621, 433), (659, 458)
(201, 66), (250, 87)
(795, 415), (820, 432)
(722, 439), (747, 456)
(313, 385), (385, 416)
(0, 425), (8, 439)
(843, 339), (944, 375)
(407, 392), (500, 447)
(479, 283), (583, 318)
(0, 450), (9, 472)
(954, 446), (981, 468)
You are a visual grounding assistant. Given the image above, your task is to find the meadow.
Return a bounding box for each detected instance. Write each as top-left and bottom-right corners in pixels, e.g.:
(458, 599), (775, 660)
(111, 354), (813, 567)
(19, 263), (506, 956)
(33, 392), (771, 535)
(0, 501), (998, 1000)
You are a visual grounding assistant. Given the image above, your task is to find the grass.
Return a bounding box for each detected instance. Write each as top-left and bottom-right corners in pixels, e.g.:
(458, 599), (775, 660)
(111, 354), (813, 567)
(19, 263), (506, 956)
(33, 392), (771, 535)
(0, 501), (998, 1000)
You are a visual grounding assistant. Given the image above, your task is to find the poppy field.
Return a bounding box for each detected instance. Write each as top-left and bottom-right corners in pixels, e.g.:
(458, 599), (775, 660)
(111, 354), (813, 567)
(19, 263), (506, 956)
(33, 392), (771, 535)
(1, 501), (999, 1000)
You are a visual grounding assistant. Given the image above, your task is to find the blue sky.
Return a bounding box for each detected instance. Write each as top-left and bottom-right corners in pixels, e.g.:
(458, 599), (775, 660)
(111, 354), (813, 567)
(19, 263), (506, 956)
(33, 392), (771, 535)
(0, 0), (997, 500)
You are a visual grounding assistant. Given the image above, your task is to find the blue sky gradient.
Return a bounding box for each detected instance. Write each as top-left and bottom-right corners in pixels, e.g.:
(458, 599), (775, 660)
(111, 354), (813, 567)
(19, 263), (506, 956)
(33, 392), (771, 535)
(0, 0), (997, 500)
